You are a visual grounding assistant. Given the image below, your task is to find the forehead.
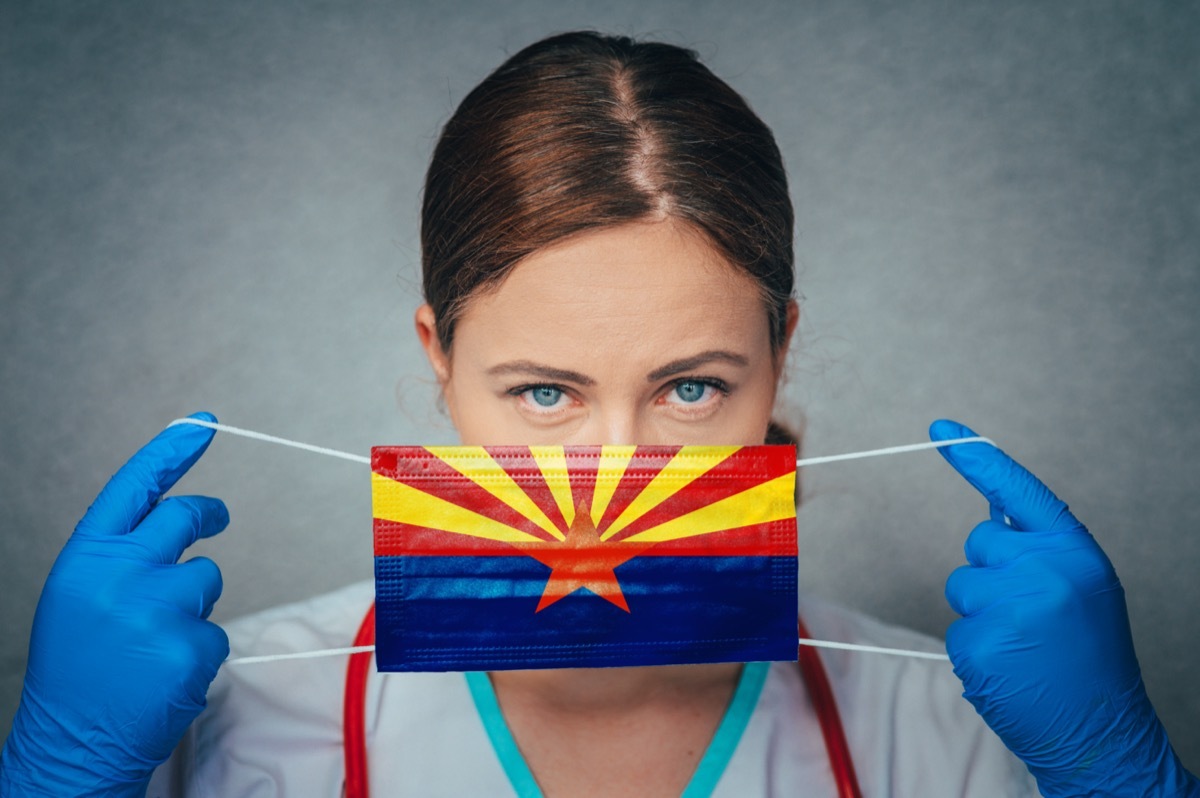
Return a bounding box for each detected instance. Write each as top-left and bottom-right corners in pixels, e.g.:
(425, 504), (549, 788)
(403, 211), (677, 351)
(450, 220), (771, 371)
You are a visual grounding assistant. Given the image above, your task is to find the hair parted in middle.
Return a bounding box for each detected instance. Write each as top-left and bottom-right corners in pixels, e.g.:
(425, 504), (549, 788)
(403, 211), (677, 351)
(420, 30), (796, 361)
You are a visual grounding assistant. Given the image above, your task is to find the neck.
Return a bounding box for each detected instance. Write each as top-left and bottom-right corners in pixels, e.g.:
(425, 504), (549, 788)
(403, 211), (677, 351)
(488, 662), (744, 715)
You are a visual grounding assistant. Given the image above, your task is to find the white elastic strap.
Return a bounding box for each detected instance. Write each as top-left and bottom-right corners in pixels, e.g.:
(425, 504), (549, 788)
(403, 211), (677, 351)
(168, 417), (992, 471)
(167, 417), (988, 667)
(796, 437), (994, 467)
(228, 645), (378, 665)
(167, 418), (370, 465)
(797, 639), (949, 661)
(226, 639), (950, 665)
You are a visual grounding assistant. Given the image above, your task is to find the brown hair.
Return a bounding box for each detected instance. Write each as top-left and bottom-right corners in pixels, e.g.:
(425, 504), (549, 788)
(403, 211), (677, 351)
(420, 30), (799, 446)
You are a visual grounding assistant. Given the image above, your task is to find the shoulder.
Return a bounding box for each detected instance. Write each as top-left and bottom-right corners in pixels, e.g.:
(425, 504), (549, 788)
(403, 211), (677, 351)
(727, 596), (1039, 797)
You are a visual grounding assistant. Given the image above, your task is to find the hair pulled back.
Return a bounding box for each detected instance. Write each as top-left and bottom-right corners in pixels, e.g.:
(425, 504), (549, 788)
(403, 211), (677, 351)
(420, 30), (795, 362)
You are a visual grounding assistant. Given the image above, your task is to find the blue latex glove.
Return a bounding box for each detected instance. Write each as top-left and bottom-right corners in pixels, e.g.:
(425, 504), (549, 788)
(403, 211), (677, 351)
(1, 413), (230, 797)
(931, 419), (1198, 797)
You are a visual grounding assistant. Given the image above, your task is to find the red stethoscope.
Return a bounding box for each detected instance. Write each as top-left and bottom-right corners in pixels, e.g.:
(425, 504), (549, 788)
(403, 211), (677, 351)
(342, 604), (863, 798)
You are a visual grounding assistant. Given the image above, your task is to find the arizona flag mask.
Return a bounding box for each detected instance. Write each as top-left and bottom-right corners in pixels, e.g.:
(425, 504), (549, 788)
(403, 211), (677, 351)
(371, 444), (798, 671)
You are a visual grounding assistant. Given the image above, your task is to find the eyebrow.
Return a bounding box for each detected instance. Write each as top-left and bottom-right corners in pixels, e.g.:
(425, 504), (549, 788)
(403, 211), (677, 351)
(645, 350), (750, 381)
(486, 360), (597, 386)
(486, 350), (750, 386)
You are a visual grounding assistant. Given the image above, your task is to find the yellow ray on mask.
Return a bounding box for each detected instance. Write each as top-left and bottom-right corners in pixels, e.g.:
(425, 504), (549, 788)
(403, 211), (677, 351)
(371, 472), (545, 544)
(529, 446), (574, 528)
(590, 445), (637, 527)
(599, 446), (740, 541)
(427, 446), (566, 541)
(620, 471), (796, 544)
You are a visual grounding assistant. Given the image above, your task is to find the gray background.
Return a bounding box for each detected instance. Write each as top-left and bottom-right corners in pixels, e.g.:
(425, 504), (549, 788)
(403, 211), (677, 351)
(3, 0), (1198, 772)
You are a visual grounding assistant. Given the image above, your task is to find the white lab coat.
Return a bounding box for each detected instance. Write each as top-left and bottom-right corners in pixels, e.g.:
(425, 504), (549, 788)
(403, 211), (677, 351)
(148, 580), (1039, 797)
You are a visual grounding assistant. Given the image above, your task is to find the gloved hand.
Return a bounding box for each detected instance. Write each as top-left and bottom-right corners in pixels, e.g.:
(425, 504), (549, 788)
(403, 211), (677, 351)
(1, 413), (230, 797)
(931, 419), (1198, 797)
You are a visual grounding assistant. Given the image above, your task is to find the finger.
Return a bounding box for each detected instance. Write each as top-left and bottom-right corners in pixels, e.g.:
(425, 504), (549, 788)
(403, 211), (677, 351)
(963, 519), (1061, 567)
(929, 419), (1081, 533)
(143, 557), (225, 619)
(157, 615), (230, 705)
(944, 614), (1000, 682)
(185, 618), (230, 689)
(76, 412), (219, 538)
(191, 618), (230, 679)
(943, 615), (973, 669)
(128, 496), (230, 564)
(944, 564), (1009, 617)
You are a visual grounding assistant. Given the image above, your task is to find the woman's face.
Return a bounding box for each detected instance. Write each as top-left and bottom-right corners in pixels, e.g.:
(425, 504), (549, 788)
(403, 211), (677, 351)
(415, 219), (798, 447)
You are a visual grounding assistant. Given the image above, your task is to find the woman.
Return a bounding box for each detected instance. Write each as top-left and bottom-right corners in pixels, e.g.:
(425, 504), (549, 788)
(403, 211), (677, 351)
(1, 30), (1193, 797)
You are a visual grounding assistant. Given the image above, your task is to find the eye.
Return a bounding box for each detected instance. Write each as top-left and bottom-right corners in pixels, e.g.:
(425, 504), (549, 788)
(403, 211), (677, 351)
(507, 383), (574, 415)
(527, 385), (565, 408)
(670, 380), (711, 404)
(661, 378), (729, 409)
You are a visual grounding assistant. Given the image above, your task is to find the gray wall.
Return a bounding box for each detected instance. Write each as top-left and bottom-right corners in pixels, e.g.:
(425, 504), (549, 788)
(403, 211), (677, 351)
(3, 0), (1198, 772)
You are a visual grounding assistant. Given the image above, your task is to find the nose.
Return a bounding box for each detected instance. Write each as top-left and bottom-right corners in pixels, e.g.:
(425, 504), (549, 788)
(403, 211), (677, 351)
(574, 407), (661, 446)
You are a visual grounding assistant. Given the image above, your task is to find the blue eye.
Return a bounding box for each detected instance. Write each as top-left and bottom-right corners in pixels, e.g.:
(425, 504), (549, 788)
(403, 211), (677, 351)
(528, 386), (564, 407)
(673, 380), (709, 403)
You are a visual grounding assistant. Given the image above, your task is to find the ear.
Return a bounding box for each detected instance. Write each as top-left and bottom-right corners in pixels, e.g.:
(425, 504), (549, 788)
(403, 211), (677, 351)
(414, 303), (452, 385)
(774, 299), (800, 382)
(784, 298), (800, 342)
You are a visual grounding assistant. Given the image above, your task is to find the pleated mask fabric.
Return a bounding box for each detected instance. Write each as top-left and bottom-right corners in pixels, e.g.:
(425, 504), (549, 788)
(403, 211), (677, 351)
(370, 444), (798, 671)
